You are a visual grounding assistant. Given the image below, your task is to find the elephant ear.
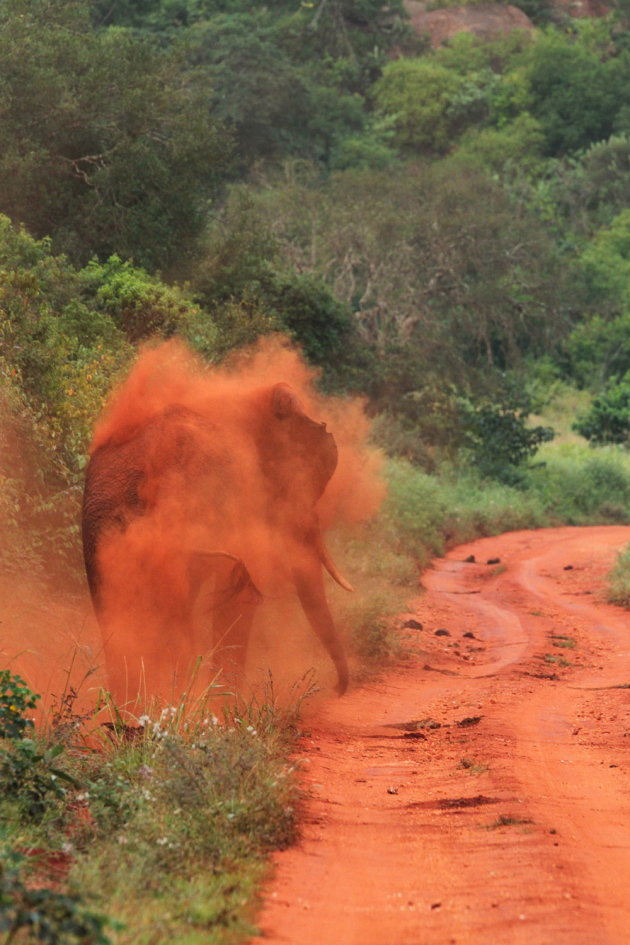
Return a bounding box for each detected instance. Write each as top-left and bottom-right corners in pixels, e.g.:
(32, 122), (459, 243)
(271, 383), (303, 419)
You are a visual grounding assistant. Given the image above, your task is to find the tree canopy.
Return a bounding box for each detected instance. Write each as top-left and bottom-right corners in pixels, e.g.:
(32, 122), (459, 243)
(3, 0), (630, 492)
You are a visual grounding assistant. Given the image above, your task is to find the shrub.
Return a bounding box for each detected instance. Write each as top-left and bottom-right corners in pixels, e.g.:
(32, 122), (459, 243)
(458, 394), (555, 483)
(0, 672), (78, 823)
(607, 542), (630, 606)
(80, 256), (213, 345)
(524, 443), (630, 523)
(373, 59), (466, 153)
(0, 671), (39, 740)
(0, 846), (114, 945)
(573, 373), (630, 445)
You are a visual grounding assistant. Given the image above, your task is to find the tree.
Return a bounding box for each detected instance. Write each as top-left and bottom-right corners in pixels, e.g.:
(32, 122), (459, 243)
(455, 113), (546, 176)
(184, 12), (310, 165)
(521, 29), (625, 156)
(574, 373), (630, 445)
(373, 59), (466, 154)
(578, 209), (630, 311)
(273, 0), (412, 63)
(565, 211), (630, 387)
(533, 135), (630, 242)
(192, 187), (358, 380)
(0, 0), (231, 270)
(230, 161), (572, 438)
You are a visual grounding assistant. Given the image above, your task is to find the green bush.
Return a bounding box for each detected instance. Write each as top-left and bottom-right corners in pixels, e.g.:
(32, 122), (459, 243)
(0, 674), (308, 945)
(521, 29), (625, 156)
(524, 443), (630, 522)
(80, 256), (214, 345)
(374, 58), (466, 153)
(0, 672), (39, 740)
(0, 845), (114, 945)
(380, 459), (546, 566)
(0, 672), (79, 823)
(458, 394), (555, 484)
(378, 442), (630, 573)
(573, 373), (630, 445)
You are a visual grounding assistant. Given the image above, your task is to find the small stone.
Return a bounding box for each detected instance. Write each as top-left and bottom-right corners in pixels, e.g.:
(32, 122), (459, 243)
(463, 631), (476, 639)
(435, 628), (450, 637)
(387, 785), (398, 795)
(464, 554), (476, 563)
(457, 715), (482, 727)
(486, 557), (501, 565)
(403, 619), (423, 630)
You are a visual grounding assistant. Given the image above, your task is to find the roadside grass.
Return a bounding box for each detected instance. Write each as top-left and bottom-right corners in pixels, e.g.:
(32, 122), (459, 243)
(485, 814), (535, 830)
(330, 434), (630, 671)
(607, 542), (630, 607)
(0, 671), (305, 945)
(458, 758), (489, 776)
(380, 442), (630, 571)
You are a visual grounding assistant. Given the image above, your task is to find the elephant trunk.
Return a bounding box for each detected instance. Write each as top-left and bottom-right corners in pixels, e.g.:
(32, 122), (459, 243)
(292, 558), (349, 695)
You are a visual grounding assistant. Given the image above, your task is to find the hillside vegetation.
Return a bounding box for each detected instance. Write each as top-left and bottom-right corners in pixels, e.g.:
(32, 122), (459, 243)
(4, 1), (630, 547)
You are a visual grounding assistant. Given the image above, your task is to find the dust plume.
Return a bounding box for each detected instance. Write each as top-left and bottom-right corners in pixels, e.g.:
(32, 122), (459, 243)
(85, 336), (385, 708)
(0, 389), (105, 714)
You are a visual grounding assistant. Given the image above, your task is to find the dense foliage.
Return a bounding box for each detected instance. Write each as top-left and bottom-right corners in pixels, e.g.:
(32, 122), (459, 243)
(2, 0), (630, 565)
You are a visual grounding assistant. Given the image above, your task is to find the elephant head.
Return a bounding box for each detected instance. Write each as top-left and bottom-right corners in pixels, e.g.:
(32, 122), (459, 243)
(82, 380), (353, 704)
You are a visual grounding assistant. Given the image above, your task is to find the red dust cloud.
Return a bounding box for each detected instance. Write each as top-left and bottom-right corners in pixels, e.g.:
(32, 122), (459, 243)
(85, 336), (385, 709)
(0, 392), (105, 715)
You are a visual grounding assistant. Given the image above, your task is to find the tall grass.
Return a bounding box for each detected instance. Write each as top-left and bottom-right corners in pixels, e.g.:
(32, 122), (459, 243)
(0, 674), (309, 945)
(607, 543), (630, 607)
(379, 444), (630, 570)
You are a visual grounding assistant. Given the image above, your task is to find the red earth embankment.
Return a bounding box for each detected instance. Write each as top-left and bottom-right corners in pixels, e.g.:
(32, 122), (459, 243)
(254, 525), (630, 945)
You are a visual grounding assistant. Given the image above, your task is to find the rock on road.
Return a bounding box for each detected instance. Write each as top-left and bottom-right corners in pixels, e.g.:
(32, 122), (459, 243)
(254, 526), (630, 945)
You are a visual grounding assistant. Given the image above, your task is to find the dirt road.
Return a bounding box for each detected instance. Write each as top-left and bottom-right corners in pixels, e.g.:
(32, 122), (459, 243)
(254, 526), (630, 945)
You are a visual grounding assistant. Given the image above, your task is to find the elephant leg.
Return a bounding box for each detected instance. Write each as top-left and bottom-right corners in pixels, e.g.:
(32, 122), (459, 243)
(189, 552), (262, 688)
(212, 590), (258, 686)
(292, 560), (349, 695)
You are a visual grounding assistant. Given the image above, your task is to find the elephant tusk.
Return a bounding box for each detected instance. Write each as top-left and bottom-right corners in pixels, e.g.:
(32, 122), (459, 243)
(316, 532), (355, 593)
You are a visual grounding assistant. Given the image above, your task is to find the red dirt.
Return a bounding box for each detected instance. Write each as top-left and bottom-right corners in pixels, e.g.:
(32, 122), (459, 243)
(254, 525), (630, 945)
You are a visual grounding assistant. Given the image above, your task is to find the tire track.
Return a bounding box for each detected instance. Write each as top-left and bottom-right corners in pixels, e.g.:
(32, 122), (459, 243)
(254, 526), (630, 945)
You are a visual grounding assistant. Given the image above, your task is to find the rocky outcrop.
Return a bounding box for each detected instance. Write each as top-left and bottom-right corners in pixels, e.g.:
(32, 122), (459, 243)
(404, 2), (535, 47)
(551, 0), (610, 16)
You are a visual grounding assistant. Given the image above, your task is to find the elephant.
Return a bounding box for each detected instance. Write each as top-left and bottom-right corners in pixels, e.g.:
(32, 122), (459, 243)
(82, 381), (353, 706)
